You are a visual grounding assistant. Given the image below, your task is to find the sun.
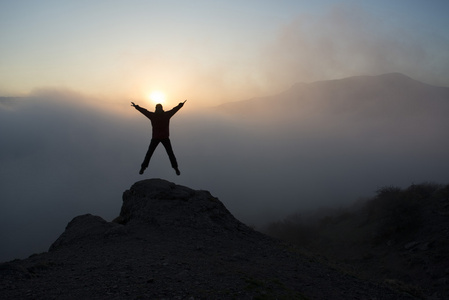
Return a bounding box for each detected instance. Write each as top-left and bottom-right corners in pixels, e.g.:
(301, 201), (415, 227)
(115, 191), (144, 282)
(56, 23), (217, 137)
(148, 91), (166, 105)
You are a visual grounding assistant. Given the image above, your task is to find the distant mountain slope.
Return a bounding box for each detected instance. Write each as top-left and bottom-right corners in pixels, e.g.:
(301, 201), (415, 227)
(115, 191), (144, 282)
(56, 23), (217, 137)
(216, 72), (449, 156)
(0, 179), (415, 299)
(217, 73), (449, 117)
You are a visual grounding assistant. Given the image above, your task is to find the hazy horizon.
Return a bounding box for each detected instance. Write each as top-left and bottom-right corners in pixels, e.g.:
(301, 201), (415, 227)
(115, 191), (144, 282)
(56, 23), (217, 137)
(1, 73), (449, 262)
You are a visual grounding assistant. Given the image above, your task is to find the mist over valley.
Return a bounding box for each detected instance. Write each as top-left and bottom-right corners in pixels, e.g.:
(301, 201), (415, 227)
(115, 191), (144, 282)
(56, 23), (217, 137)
(1, 73), (448, 262)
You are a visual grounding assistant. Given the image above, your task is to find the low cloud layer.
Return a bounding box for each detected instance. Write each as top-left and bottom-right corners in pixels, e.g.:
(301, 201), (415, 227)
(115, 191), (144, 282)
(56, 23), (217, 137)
(1, 75), (449, 262)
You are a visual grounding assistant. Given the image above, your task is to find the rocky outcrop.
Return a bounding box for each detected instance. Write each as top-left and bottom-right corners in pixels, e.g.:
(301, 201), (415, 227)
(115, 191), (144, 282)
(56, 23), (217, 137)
(49, 214), (123, 252)
(49, 179), (254, 253)
(114, 179), (251, 232)
(0, 179), (416, 299)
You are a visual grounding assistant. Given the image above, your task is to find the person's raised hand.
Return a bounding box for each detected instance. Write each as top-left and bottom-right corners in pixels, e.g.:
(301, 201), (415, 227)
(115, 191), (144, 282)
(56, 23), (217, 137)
(131, 102), (137, 107)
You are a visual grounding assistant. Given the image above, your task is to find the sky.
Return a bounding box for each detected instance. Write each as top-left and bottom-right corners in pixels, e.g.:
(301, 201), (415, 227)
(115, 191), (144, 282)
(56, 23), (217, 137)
(1, 0), (449, 106)
(1, 1), (449, 262)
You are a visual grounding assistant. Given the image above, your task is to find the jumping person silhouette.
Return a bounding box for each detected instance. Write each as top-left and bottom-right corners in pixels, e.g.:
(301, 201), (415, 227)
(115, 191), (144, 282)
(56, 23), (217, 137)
(131, 100), (186, 175)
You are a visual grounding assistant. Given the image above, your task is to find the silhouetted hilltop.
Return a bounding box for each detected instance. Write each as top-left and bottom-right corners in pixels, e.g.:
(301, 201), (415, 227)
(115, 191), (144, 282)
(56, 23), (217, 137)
(114, 179), (251, 231)
(48, 179), (255, 255)
(0, 179), (415, 299)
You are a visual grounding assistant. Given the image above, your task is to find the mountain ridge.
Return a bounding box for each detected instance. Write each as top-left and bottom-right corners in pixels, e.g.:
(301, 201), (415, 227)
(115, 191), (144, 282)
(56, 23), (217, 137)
(216, 72), (449, 118)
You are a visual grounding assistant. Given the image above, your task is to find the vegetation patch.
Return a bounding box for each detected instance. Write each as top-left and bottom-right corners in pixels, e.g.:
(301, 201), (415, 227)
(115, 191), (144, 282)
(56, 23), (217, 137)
(263, 182), (449, 299)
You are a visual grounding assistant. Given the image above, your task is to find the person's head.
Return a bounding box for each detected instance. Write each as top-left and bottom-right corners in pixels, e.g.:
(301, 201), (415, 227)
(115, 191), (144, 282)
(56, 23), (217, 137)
(155, 104), (164, 113)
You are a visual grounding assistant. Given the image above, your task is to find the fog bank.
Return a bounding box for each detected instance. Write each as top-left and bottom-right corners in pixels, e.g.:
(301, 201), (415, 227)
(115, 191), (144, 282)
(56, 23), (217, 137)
(1, 74), (449, 262)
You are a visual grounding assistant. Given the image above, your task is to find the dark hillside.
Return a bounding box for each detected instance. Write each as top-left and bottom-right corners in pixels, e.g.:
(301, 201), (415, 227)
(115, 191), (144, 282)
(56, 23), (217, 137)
(264, 182), (449, 299)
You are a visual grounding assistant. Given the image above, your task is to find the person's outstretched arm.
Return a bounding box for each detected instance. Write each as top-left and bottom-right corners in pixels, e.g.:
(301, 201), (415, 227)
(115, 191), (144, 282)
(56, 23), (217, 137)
(167, 100), (186, 117)
(131, 102), (153, 118)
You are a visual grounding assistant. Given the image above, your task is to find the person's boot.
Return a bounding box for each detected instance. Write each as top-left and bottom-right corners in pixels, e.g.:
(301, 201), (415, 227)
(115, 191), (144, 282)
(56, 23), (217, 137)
(139, 166), (145, 175)
(175, 168), (181, 176)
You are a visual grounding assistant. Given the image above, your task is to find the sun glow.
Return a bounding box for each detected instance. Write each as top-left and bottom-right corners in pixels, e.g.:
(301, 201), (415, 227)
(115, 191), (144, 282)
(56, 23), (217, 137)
(148, 91), (166, 105)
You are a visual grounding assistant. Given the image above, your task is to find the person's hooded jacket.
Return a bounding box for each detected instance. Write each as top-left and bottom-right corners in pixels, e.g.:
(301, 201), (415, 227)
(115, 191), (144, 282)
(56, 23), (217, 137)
(134, 103), (183, 139)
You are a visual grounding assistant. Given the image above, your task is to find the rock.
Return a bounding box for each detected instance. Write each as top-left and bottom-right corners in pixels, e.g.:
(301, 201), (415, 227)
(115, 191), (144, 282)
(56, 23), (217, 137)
(115, 179), (252, 233)
(404, 241), (421, 250)
(51, 179), (253, 252)
(49, 214), (124, 251)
